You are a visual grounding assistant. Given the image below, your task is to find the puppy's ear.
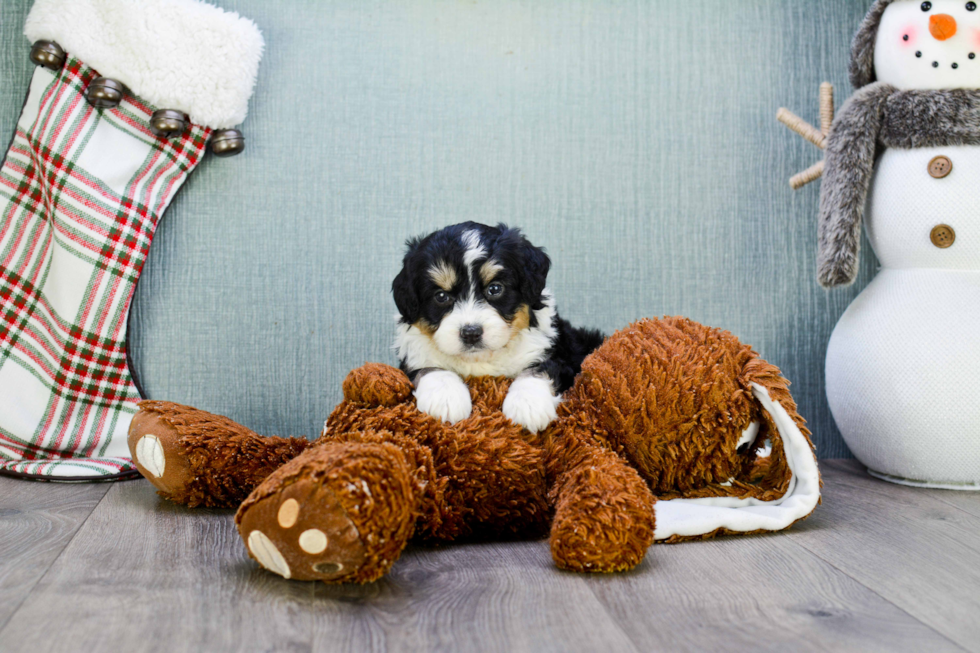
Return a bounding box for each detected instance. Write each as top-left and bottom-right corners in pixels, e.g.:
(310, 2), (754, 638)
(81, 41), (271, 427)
(392, 268), (418, 322)
(518, 237), (551, 308)
(392, 238), (422, 322)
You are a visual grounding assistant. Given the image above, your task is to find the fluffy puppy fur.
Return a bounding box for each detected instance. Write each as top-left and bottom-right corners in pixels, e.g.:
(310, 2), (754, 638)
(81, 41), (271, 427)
(392, 222), (604, 433)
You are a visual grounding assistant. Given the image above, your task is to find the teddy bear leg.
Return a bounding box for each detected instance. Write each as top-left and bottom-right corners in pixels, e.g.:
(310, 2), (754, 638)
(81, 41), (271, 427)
(236, 431), (434, 583)
(548, 434), (656, 573)
(129, 401), (311, 508)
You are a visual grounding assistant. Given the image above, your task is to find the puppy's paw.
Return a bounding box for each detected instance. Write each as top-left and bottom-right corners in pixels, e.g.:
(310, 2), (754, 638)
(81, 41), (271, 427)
(503, 375), (560, 433)
(414, 370), (472, 424)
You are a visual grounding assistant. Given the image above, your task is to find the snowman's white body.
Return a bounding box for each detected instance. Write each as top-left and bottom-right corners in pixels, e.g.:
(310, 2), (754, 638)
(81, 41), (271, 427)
(826, 145), (980, 487)
(824, 1), (980, 488)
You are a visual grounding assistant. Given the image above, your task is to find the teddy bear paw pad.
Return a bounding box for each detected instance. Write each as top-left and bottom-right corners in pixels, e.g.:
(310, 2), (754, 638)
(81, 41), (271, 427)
(247, 530), (291, 579)
(299, 529), (328, 554)
(128, 408), (197, 495)
(134, 434), (165, 478)
(278, 499), (299, 528)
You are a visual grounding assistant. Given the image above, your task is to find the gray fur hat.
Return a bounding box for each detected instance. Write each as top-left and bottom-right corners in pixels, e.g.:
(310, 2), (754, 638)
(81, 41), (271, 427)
(850, 0), (897, 89)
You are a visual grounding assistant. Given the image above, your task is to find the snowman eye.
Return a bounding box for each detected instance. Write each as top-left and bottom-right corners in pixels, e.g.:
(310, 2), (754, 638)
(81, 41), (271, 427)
(968, 2), (977, 11)
(921, 1), (932, 10)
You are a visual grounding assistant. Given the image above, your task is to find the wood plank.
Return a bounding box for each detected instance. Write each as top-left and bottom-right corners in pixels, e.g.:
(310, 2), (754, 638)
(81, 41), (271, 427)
(794, 460), (980, 651)
(0, 476), (110, 629)
(924, 490), (980, 520)
(4, 463), (978, 653)
(311, 540), (641, 653)
(586, 526), (960, 652)
(841, 461), (980, 519)
(305, 463), (963, 652)
(0, 479), (313, 653)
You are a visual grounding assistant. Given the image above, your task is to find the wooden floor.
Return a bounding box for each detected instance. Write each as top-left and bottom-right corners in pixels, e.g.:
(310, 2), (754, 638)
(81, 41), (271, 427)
(1, 460), (978, 653)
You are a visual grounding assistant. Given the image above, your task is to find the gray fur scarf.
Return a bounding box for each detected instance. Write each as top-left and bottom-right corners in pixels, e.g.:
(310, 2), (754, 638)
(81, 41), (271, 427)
(818, 85), (980, 287)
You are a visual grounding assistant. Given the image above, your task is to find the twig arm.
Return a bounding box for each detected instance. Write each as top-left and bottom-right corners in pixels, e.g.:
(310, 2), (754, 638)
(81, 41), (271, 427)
(789, 160), (825, 190)
(777, 108), (826, 150)
(819, 82), (834, 135)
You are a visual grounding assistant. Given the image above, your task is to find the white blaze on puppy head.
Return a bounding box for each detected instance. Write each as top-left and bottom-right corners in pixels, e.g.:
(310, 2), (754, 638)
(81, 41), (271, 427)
(875, 0), (980, 89)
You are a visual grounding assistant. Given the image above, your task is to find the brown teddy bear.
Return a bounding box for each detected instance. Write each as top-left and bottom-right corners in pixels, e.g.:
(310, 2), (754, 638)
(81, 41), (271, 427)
(128, 317), (820, 583)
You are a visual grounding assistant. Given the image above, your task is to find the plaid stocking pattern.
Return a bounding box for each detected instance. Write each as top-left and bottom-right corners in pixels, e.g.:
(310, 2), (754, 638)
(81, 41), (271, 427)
(0, 57), (210, 479)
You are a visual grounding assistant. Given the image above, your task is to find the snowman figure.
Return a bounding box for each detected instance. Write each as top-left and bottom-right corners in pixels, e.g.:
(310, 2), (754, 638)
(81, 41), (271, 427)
(820, 0), (980, 488)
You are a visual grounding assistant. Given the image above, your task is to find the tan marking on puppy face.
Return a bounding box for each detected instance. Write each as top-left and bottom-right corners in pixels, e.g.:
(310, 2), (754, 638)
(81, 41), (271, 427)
(414, 319), (436, 337)
(428, 261), (457, 291)
(479, 259), (503, 285)
(507, 305), (531, 341)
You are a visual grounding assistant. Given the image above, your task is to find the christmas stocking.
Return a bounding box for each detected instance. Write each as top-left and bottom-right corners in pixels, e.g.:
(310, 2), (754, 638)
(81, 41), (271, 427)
(0, 0), (263, 480)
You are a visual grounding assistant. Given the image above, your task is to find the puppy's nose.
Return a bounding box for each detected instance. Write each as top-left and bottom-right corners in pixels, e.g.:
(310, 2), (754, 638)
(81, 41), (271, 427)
(930, 14), (957, 41)
(460, 324), (484, 346)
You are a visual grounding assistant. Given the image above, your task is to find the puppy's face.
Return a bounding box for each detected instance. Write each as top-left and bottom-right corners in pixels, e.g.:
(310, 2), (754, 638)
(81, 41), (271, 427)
(392, 222), (551, 358)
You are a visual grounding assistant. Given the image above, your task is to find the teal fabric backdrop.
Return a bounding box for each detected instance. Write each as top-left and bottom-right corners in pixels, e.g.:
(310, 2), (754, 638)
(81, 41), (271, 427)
(0, 0), (875, 457)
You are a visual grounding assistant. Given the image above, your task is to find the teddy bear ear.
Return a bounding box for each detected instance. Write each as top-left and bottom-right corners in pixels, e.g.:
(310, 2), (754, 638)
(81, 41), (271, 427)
(849, 0), (894, 89)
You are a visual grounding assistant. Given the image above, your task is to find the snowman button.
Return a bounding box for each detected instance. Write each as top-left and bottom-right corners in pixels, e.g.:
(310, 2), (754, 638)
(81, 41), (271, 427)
(928, 156), (953, 179)
(930, 224), (956, 249)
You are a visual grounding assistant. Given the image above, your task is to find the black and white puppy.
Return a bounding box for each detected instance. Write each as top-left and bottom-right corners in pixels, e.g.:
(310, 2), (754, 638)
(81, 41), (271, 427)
(392, 222), (604, 432)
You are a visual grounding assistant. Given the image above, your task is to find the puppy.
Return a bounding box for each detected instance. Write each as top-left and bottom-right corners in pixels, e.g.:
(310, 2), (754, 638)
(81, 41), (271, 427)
(392, 222), (604, 432)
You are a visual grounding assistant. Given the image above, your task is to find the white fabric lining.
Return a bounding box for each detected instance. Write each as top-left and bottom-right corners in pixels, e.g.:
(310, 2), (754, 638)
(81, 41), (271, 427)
(653, 383), (820, 540)
(24, 0), (264, 129)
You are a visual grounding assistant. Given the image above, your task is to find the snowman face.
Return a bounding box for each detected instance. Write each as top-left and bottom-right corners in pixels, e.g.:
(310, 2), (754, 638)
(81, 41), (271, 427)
(875, 0), (980, 89)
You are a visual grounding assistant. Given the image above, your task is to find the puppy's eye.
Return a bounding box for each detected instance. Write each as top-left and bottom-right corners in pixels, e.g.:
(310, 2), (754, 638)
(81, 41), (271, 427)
(434, 291), (452, 305)
(486, 282), (504, 298)
(968, 2), (977, 11)
(921, 1), (932, 10)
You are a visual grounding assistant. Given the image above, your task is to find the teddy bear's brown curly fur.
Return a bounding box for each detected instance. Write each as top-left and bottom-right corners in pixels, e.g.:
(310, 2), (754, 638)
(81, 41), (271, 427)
(128, 317), (816, 583)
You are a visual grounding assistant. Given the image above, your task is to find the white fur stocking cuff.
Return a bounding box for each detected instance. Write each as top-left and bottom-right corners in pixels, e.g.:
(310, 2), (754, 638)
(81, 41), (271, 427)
(24, 0), (264, 129)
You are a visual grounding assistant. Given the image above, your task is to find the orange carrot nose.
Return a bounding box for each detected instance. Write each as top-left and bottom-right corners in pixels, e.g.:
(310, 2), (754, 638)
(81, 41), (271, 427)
(929, 14), (958, 41)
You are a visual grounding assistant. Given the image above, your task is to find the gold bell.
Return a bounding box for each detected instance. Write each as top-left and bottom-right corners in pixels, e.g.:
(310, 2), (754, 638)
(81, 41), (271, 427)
(211, 129), (245, 157)
(30, 40), (66, 71)
(149, 109), (188, 139)
(86, 78), (126, 109)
